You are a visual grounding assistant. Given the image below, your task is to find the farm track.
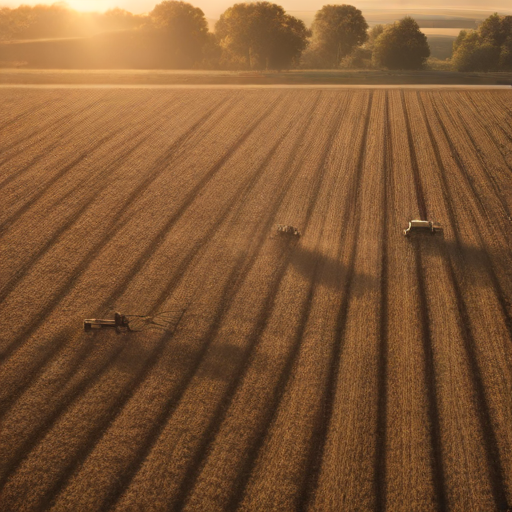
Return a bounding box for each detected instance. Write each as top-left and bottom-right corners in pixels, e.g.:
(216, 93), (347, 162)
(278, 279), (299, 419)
(1, 89), (511, 511)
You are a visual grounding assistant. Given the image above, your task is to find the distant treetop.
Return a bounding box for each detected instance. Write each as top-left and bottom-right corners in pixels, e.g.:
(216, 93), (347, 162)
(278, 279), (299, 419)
(215, 2), (309, 70)
(372, 16), (430, 70)
(310, 4), (368, 68)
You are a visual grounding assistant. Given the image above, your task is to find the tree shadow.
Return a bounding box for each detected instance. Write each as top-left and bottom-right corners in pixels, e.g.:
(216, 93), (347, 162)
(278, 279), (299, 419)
(290, 244), (378, 296)
(410, 232), (512, 290)
(105, 328), (257, 383)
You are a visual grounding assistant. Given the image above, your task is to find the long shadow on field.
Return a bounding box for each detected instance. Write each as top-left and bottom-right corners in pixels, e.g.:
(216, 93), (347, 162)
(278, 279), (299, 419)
(408, 233), (511, 510)
(0, 327), (72, 413)
(291, 245), (377, 296)
(113, 337), (253, 382)
(411, 234), (512, 291)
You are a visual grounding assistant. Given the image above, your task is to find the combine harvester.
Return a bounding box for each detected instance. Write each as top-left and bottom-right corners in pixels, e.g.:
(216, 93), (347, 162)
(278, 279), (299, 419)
(403, 220), (443, 237)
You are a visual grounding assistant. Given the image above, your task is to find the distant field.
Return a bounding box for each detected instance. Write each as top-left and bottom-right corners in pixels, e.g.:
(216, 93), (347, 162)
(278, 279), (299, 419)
(290, 8), (496, 28)
(426, 34), (457, 60)
(422, 28), (461, 36)
(0, 88), (511, 510)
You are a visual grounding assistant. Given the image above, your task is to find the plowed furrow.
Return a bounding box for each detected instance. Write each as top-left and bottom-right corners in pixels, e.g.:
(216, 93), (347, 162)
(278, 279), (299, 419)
(449, 93), (512, 219)
(434, 93), (511, 237)
(292, 91), (375, 511)
(401, 90), (427, 219)
(86, 94), (284, 319)
(1, 88), (512, 512)
(101, 91), (352, 509)
(0, 95), (111, 191)
(374, 91), (391, 511)
(106, 92), (350, 512)
(377, 90), (440, 510)
(462, 92), (512, 167)
(402, 92), (448, 508)
(0, 90), (71, 134)
(0, 93), (105, 161)
(425, 93), (512, 323)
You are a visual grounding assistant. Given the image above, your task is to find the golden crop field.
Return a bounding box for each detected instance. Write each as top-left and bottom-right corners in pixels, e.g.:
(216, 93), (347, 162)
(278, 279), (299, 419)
(1, 87), (512, 511)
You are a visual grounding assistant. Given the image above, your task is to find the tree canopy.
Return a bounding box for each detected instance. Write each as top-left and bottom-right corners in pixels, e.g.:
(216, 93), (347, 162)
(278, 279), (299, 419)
(310, 4), (368, 68)
(452, 13), (512, 71)
(148, 1), (210, 67)
(215, 2), (309, 70)
(372, 16), (430, 70)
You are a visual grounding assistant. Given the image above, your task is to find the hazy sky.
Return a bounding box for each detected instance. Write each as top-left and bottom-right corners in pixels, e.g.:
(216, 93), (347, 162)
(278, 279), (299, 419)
(1, 0), (510, 18)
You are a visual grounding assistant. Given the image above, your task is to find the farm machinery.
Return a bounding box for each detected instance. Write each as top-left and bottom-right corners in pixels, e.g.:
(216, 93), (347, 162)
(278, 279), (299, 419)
(84, 310), (183, 332)
(276, 224), (301, 237)
(84, 312), (128, 331)
(403, 220), (443, 237)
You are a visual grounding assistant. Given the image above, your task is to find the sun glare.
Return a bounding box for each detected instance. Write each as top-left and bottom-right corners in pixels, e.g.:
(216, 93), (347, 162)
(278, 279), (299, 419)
(64, 1), (115, 12)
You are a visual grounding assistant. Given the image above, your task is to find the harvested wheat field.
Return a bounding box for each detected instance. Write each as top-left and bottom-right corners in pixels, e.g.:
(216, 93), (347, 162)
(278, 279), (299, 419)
(1, 87), (512, 511)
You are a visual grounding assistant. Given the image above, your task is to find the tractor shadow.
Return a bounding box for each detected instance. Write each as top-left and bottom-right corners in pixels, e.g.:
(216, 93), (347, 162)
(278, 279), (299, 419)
(290, 244), (378, 296)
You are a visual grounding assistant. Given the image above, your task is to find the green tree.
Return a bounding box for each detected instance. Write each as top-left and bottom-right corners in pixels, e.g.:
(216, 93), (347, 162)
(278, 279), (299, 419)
(452, 13), (512, 71)
(366, 24), (384, 51)
(215, 2), (309, 69)
(372, 16), (430, 70)
(149, 0), (210, 67)
(310, 4), (368, 67)
(453, 29), (468, 53)
(499, 36), (512, 70)
(452, 31), (500, 71)
(479, 13), (512, 47)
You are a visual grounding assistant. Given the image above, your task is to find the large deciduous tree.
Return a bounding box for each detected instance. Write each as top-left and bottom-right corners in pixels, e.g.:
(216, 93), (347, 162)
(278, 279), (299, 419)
(149, 0), (210, 67)
(310, 4), (368, 68)
(452, 13), (512, 71)
(215, 2), (309, 70)
(372, 16), (430, 70)
(452, 31), (500, 71)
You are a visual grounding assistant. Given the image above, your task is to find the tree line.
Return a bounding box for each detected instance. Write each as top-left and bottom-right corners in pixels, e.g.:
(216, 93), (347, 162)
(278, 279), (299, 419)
(453, 13), (512, 71)
(0, 4), (145, 40)
(1, 1), (433, 70)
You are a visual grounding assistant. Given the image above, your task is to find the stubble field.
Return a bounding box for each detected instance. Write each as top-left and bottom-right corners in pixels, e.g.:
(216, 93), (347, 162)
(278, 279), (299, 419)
(1, 87), (512, 511)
